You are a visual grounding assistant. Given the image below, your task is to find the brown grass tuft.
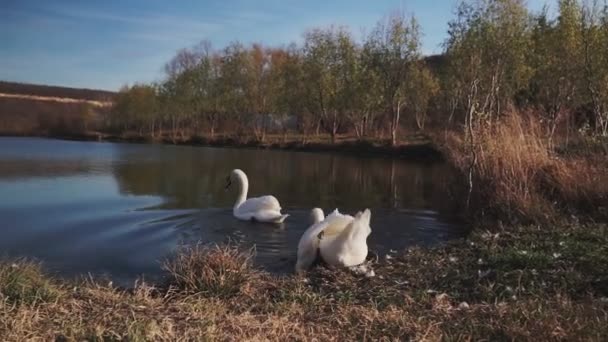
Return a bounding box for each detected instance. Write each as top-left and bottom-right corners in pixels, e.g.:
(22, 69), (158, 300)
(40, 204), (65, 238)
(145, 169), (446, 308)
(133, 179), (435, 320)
(162, 244), (257, 298)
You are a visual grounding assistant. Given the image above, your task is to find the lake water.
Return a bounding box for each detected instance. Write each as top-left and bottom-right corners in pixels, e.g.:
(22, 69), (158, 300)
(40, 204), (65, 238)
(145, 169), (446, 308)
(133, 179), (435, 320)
(0, 137), (466, 286)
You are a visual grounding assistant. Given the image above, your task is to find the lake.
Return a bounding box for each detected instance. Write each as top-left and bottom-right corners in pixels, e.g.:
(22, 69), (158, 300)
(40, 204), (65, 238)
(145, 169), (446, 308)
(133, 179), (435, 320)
(0, 137), (466, 286)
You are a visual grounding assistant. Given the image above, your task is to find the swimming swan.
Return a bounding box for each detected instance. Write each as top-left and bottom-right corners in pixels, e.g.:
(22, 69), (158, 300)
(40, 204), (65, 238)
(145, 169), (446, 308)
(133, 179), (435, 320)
(225, 169), (289, 223)
(296, 208), (373, 275)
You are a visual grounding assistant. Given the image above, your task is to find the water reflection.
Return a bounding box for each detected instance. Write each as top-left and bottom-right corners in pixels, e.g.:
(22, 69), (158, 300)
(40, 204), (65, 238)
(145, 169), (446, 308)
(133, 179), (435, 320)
(0, 137), (466, 286)
(111, 145), (462, 215)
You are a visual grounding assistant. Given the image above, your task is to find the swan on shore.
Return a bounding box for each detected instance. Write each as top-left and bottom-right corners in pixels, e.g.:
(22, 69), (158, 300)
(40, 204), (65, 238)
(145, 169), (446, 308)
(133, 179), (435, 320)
(225, 169), (289, 224)
(296, 208), (374, 276)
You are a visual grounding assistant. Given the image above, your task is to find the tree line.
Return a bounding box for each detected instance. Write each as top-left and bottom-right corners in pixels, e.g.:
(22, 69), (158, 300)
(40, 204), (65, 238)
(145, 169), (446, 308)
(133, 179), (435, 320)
(107, 0), (608, 145)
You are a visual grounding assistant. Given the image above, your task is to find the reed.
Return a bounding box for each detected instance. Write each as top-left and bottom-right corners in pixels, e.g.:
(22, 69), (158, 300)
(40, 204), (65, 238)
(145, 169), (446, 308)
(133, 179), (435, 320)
(444, 110), (608, 222)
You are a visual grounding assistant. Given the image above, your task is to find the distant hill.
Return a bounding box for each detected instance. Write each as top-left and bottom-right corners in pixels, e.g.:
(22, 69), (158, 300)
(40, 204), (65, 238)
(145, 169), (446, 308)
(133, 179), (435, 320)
(0, 81), (114, 137)
(0, 81), (116, 102)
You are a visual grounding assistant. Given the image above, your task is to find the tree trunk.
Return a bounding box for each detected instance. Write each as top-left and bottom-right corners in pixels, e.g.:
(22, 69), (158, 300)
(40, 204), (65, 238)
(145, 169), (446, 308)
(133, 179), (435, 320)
(465, 79), (479, 211)
(208, 113), (217, 139)
(415, 109), (426, 131)
(354, 121), (362, 138)
(547, 108), (560, 148)
(171, 116), (177, 143)
(315, 119), (321, 137)
(331, 112), (338, 144)
(331, 127), (337, 143)
(600, 112), (608, 136)
(261, 115), (267, 142)
(391, 103), (401, 146)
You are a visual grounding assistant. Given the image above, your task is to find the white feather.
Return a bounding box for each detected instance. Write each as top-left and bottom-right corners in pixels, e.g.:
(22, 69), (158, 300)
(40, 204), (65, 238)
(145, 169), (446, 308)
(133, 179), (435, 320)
(296, 208), (373, 273)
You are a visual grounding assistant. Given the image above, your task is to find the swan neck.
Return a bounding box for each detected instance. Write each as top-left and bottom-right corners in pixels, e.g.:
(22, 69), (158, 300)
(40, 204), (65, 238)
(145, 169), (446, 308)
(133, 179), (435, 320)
(310, 209), (324, 224)
(234, 172), (248, 209)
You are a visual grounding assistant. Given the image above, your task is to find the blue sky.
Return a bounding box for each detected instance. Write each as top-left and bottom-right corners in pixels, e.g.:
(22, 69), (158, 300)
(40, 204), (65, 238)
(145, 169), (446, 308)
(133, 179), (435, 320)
(1, 0), (553, 91)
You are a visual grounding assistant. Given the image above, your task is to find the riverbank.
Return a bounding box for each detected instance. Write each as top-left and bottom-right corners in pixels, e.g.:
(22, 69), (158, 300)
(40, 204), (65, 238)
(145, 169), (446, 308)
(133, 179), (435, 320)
(3, 131), (444, 161)
(1, 220), (606, 340)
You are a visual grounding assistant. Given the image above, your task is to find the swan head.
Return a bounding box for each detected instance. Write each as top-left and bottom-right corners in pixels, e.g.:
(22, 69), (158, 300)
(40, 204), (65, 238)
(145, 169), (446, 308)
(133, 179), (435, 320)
(225, 169), (247, 189)
(310, 208), (325, 224)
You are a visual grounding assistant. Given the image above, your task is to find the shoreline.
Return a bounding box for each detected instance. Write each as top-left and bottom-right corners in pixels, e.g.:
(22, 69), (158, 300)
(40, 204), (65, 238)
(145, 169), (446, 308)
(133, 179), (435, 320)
(1, 220), (606, 340)
(1, 132), (445, 161)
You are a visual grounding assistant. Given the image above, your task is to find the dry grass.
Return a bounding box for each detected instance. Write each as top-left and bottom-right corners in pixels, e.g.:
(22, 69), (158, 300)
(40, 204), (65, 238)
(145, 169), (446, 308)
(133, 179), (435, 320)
(162, 244), (257, 298)
(1, 222), (607, 341)
(443, 111), (608, 222)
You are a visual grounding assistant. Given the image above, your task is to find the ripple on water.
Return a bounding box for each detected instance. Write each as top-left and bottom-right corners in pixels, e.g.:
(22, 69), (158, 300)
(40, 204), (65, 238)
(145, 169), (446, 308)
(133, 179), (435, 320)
(0, 137), (466, 286)
(169, 207), (465, 274)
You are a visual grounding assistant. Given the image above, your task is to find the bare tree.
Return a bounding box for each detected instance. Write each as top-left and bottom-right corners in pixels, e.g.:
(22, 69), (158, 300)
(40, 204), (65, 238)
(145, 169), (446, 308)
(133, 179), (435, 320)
(363, 11), (421, 146)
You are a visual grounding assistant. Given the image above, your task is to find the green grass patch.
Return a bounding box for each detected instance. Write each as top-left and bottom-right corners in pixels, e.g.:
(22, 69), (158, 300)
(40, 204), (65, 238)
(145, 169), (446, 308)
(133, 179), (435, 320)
(0, 259), (62, 306)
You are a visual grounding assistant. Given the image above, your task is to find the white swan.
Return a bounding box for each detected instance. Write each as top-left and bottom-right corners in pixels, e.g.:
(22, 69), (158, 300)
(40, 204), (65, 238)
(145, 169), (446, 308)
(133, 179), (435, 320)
(319, 208), (372, 269)
(295, 208), (326, 273)
(295, 208), (374, 276)
(225, 169), (289, 223)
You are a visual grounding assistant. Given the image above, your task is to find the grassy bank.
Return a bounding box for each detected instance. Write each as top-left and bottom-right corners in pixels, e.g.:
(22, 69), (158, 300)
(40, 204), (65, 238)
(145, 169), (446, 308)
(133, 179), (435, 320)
(1, 221), (606, 341)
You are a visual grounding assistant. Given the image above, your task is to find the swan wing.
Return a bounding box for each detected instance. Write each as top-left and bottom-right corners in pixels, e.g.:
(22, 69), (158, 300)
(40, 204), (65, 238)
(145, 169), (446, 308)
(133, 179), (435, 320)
(322, 209), (371, 267)
(296, 220), (331, 272)
(321, 209), (354, 238)
(299, 220), (330, 252)
(339, 209), (372, 240)
(238, 195), (281, 213)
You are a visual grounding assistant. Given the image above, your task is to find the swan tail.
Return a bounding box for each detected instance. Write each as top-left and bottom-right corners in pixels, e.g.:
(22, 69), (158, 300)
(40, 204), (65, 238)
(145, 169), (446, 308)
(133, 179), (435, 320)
(249, 210), (289, 223)
(341, 208), (372, 240)
(275, 214), (289, 223)
(357, 209), (371, 227)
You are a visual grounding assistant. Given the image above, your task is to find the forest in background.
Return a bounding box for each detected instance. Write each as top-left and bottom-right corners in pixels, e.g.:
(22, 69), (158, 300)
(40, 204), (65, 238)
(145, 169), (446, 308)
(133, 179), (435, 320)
(104, 0), (608, 146)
